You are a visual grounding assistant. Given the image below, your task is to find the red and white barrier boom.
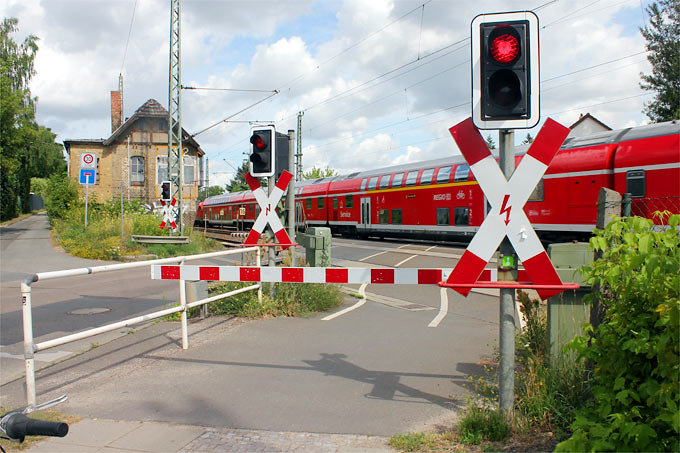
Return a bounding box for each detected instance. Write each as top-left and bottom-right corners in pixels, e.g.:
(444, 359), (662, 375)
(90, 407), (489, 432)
(442, 118), (576, 300)
(243, 170), (294, 249)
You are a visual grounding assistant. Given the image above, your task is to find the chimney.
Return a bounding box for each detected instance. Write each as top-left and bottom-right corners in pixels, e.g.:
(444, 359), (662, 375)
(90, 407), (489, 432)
(111, 90), (122, 132)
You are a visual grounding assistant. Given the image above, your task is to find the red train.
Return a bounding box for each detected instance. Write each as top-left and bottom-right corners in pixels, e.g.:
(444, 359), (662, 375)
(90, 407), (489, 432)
(197, 120), (679, 242)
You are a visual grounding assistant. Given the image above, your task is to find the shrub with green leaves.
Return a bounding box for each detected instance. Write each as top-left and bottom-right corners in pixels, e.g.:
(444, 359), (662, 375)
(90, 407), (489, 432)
(556, 212), (679, 452)
(44, 173), (79, 221)
(457, 403), (510, 445)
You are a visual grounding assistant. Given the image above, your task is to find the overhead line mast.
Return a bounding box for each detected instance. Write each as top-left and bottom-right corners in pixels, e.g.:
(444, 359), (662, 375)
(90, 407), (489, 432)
(168, 0), (183, 233)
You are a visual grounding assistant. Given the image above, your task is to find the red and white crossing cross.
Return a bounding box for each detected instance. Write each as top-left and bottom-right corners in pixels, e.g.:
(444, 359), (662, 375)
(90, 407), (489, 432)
(243, 170), (293, 249)
(446, 118), (570, 300)
(159, 197), (178, 230)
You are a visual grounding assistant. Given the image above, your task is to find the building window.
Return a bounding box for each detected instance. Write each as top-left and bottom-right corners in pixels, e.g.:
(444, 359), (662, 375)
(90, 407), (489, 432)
(318, 197), (324, 209)
(454, 207), (469, 225)
(130, 156), (144, 185)
(392, 173), (404, 188)
(157, 156), (168, 184)
(392, 209), (402, 224)
(183, 156), (195, 185)
(626, 170), (645, 197)
(420, 169), (435, 185)
(437, 207), (450, 225)
(345, 194), (353, 208)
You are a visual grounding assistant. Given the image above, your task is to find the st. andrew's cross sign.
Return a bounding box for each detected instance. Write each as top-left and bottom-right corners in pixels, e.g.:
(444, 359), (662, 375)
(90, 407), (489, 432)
(444, 117), (571, 300)
(243, 170), (294, 249)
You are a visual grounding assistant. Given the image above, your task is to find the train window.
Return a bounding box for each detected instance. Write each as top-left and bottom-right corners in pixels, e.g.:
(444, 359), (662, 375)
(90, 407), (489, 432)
(420, 169), (435, 185)
(345, 195), (353, 208)
(454, 207), (469, 226)
(392, 209), (402, 224)
(333, 197), (338, 209)
(528, 179), (544, 202)
(318, 197), (324, 209)
(454, 164), (470, 182)
(626, 170), (645, 197)
(379, 209), (389, 224)
(436, 166), (452, 184)
(392, 173), (404, 187)
(367, 176), (379, 190)
(361, 179), (367, 191)
(379, 175), (390, 189)
(306, 198), (312, 209)
(436, 208), (450, 225)
(405, 171), (419, 187)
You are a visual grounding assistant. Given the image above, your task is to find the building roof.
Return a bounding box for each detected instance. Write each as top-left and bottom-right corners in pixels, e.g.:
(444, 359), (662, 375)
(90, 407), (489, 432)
(64, 99), (203, 156)
(568, 112), (612, 131)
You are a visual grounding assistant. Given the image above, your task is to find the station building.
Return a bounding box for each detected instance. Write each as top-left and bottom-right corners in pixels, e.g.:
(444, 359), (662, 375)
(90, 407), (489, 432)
(63, 90), (205, 217)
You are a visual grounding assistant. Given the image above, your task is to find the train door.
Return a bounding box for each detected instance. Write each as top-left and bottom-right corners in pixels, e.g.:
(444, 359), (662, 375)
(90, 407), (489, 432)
(360, 197), (371, 230)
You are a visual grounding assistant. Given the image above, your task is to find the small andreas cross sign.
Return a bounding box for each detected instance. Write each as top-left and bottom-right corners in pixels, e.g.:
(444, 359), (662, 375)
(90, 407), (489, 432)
(243, 170), (293, 249)
(445, 117), (571, 300)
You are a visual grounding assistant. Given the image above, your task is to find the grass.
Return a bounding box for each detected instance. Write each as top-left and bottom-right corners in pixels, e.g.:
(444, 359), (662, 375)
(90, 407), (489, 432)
(0, 409), (81, 452)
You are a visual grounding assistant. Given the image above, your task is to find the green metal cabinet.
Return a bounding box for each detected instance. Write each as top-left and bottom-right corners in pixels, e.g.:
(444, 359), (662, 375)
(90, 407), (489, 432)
(299, 227), (331, 267)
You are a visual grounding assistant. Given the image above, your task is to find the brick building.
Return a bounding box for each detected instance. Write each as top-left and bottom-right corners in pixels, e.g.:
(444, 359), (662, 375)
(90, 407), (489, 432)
(63, 92), (204, 215)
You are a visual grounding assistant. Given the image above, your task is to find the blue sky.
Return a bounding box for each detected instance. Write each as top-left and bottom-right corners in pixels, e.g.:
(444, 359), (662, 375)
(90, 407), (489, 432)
(3, 0), (657, 188)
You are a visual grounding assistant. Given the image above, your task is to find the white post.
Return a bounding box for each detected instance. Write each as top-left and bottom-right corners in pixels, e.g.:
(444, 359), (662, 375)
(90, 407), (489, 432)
(84, 181), (89, 228)
(21, 280), (37, 406)
(256, 247), (262, 304)
(179, 258), (188, 349)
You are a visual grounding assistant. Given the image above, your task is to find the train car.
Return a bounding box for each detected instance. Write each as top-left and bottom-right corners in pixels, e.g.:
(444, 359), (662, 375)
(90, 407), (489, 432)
(197, 120), (679, 242)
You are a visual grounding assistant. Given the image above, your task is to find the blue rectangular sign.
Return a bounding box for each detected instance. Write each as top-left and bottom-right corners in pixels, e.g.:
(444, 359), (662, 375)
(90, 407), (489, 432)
(79, 169), (96, 185)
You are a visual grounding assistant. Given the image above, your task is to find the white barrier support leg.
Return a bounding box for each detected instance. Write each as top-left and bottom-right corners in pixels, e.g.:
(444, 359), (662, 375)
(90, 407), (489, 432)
(21, 281), (37, 406)
(179, 259), (188, 350)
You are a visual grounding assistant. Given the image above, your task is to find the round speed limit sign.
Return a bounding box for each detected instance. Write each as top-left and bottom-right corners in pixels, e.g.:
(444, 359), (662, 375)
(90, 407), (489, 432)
(81, 152), (97, 169)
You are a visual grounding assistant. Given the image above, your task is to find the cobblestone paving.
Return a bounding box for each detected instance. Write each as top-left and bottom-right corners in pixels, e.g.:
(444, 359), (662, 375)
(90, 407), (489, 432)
(181, 428), (393, 452)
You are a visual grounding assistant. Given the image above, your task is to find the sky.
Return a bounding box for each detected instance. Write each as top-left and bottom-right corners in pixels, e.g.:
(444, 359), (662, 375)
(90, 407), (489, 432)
(3, 0), (656, 188)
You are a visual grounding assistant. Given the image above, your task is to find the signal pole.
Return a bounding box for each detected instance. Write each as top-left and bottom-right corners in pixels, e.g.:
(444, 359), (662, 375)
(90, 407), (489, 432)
(498, 129), (516, 412)
(168, 0), (183, 234)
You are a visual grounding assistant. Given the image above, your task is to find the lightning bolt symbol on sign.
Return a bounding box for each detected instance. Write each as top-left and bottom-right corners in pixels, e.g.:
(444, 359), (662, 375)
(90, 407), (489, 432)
(500, 194), (512, 226)
(266, 204), (271, 216)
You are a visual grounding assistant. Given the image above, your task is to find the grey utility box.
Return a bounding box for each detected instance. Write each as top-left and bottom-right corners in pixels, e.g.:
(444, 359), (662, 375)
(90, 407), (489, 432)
(299, 227), (332, 267)
(547, 242), (594, 358)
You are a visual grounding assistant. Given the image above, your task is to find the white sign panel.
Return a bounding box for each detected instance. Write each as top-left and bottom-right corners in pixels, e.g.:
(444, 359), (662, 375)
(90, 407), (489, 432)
(80, 152), (97, 169)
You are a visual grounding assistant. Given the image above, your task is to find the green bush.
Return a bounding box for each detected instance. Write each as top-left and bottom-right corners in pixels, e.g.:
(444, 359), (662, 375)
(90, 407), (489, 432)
(514, 291), (590, 438)
(44, 173), (79, 221)
(556, 213), (679, 452)
(206, 280), (343, 318)
(457, 403), (510, 445)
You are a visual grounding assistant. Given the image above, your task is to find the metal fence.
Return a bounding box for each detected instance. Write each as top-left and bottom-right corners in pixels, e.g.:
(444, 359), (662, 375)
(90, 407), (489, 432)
(21, 247), (261, 405)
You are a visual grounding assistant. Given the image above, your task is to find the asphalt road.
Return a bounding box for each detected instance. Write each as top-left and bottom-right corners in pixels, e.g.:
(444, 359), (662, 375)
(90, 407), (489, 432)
(1, 216), (501, 437)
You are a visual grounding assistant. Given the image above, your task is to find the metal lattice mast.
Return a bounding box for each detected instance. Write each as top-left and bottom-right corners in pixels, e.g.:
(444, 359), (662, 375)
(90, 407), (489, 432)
(168, 0), (183, 233)
(296, 111), (303, 181)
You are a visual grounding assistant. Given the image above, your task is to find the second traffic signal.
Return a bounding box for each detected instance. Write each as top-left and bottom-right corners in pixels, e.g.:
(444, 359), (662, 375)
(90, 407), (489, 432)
(249, 126), (275, 177)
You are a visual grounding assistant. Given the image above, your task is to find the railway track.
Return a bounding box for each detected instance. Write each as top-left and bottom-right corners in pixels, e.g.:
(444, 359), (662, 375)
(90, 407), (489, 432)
(197, 226), (247, 247)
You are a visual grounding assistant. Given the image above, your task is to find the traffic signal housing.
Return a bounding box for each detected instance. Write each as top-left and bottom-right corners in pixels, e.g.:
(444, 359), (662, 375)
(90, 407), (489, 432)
(161, 181), (172, 201)
(471, 11), (539, 129)
(249, 126), (275, 177)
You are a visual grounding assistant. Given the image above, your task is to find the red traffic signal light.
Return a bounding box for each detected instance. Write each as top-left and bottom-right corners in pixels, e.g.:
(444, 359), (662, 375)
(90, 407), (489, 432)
(161, 181), (172, 201)
(249, 126), (275, 177)
(471, 11), (539, 130)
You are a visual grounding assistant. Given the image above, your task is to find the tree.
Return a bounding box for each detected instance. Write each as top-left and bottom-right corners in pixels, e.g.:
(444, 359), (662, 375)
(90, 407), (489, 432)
(0, 18), (66, 220)
(640, 0), (680, 122)
(198, 185), (225, 202)
(303, 166), (337, 180)
(225, 161), (250, 193)
(485, 134), (496, 150)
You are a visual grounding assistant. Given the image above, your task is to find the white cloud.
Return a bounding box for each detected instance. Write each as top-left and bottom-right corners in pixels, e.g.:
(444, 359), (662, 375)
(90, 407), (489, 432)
(1, 0), (655, 183)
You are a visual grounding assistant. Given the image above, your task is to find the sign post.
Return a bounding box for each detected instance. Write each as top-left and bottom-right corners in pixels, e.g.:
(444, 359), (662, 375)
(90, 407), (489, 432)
(79, 169), (96, 228)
